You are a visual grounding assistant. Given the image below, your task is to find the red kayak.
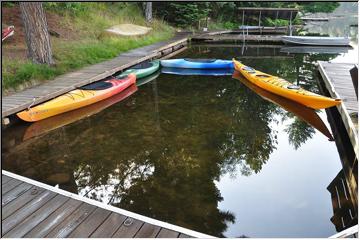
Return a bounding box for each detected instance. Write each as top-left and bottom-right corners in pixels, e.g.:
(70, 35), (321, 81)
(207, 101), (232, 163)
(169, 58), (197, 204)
(17, 74), (136, 122)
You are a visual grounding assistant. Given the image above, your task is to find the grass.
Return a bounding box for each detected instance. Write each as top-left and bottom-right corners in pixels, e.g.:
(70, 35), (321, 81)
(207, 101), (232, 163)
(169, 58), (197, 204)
(2, 3), (174, 92)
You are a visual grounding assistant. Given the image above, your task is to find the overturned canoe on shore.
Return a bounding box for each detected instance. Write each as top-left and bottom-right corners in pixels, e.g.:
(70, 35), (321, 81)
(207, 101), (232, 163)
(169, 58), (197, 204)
(233, 59), (341, 109)
(160, 59), (234, 69)
(17, 74), (136, 122)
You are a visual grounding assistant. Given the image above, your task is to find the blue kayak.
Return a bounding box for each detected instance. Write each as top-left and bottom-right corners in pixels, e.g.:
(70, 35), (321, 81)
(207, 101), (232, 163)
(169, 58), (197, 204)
(161, 67), (234, 76)
(160, 58), (234, 69)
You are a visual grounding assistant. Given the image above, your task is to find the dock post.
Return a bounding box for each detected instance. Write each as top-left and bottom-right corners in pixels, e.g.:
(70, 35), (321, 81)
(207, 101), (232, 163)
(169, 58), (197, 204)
(242, 10), (245, 42)
(289, 11), (293, 36)
(258, 10), (262, 35)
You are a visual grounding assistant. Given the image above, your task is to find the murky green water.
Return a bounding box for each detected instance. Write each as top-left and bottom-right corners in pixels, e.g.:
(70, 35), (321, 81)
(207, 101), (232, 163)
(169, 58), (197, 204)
(2, 44), (350, 237)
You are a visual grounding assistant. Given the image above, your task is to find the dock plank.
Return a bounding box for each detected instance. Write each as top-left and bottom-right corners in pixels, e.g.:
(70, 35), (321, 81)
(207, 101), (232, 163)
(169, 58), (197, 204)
(89, 212), (127, 238)
(68, 207), (111, 238)
(112, 217), (144, 238)
(2, 182), (33, 207)
(1, 190), (56, 235)
(157, 228), (180, 238)
(46, 202), (96, 238)
(2, 186), (45, 220)
(2, 178), (23, 195)
(134, 223), (161, 238)
(179, 233), (194, 238)
(24, 198), (82, 238)
(3, 194), (68, 238)
(2, 175), (12, 184)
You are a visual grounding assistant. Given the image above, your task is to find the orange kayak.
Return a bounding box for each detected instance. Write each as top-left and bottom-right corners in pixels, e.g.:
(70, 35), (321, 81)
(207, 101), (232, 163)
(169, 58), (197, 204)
(17, 74), (136, 122)
(233, 71), (334, 141)
(233, 59), (341, 109)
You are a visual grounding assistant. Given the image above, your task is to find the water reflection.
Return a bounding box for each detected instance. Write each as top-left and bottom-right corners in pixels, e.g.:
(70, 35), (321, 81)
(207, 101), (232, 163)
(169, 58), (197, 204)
(1, 44), (347, 237)
(23, 84), (138, 141)
(280, 46), (352, 54)
(232, 71), (334, 143)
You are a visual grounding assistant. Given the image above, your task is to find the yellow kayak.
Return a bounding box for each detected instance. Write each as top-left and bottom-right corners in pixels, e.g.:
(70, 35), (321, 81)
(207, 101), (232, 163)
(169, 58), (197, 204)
(232, 59), (341, 109)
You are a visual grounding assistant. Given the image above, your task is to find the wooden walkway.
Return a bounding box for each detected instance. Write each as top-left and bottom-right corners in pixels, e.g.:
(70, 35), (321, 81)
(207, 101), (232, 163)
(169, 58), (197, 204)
(2, 33), (190, 119)
(318, 61), (358, 160)
(192, 34), (283, 44)
(1, 170), (213, 238)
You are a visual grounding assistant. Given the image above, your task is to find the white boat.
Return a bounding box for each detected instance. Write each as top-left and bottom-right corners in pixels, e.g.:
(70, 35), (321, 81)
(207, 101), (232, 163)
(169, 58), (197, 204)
(282, 36), (350, 46)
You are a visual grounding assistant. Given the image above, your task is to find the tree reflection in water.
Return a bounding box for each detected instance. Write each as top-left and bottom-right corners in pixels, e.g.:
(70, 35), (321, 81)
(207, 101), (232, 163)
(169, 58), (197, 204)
(1, 46), (341, 237)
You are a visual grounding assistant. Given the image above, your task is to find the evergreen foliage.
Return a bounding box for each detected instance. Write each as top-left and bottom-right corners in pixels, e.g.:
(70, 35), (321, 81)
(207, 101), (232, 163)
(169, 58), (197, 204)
(153, 1), (341, 28)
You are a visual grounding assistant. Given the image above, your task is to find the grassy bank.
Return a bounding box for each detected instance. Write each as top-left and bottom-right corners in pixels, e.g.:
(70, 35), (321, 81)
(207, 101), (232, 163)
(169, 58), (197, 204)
(2, 3), (174, 93)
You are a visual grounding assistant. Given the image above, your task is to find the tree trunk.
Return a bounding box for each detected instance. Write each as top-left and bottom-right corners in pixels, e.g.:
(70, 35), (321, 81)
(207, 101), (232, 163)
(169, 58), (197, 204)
(19, 2), (54, 65)
(145, 2), (152, 23)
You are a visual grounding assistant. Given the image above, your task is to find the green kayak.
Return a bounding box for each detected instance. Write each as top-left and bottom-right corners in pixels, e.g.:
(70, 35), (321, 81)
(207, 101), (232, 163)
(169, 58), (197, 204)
(117, 60), (160, 79)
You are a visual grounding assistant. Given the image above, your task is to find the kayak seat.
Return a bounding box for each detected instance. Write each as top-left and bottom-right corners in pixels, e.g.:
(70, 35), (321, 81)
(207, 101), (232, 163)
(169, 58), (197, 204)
(131, 61), (153, 69)
(256, 75), (270, 78)
(79, 81), (113, 90)
(287, 85), (301, 90)
(184, 58), (217, 63)
(242, 66), (256, 73)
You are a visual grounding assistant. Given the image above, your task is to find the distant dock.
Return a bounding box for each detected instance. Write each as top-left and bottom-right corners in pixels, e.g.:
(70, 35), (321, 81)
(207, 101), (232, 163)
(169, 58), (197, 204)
(1, 170), (213, 238)
(192, 34), (283, 44)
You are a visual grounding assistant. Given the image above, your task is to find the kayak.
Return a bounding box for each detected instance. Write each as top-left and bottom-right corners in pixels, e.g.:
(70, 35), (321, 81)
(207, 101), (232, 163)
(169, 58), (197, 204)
(17, 74), (136, 122)
(233, 59), (341, 109)
(233, 71), (334, 141)
(161, 67), (234, 76)
(117, 60), (160, 79)
(23, 84), (137, 140)
(160, 58), (233, 69)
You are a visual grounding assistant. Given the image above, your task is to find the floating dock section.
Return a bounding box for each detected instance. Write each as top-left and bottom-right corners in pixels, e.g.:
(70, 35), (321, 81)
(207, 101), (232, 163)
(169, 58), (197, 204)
(1, 171), (213, 238)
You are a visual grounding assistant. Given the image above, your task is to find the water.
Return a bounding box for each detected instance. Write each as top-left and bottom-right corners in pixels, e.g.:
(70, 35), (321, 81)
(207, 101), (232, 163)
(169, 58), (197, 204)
(302, 1), (358, 64)
(2, 44), (348, 237)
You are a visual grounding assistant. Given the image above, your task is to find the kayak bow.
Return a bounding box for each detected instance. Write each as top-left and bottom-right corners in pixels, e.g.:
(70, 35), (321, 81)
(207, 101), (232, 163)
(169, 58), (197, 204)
(232, 59), (341, 109)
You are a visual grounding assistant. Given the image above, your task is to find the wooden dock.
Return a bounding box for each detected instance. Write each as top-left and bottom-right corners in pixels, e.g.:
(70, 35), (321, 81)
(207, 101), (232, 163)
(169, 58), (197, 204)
(2, 33), (190, 119)
(1, 170), (213, 238)
(318, 61), (358, 160)
(192, 34), (283, 44)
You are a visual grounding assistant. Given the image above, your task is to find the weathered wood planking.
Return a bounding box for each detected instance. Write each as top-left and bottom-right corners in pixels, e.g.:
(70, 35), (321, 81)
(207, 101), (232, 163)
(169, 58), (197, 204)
(318, 61), (358, 160)
(2, 34), (190, 118)
(192, 34), (283, 43)
(2, 171), (214, 238)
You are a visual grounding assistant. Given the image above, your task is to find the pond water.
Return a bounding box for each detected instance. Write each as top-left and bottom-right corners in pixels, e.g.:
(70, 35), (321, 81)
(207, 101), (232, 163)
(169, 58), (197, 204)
(2, 44), (350, 237)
